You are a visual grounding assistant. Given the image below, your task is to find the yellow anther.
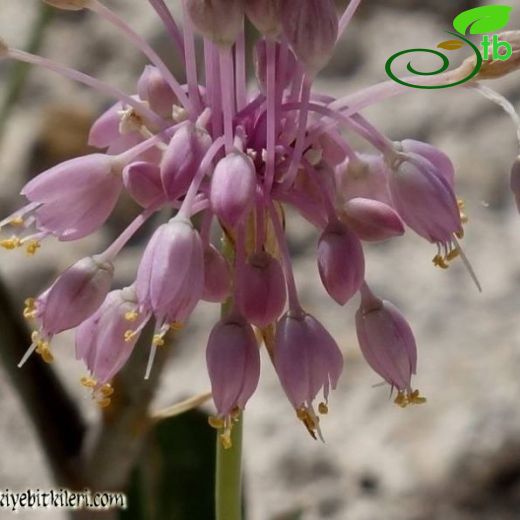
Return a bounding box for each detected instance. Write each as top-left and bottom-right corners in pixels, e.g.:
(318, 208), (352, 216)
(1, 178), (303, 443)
(152, 334), (165, 347)
(1, 236), (22, 250)
(432, 255), (449, 270)
(124, 330), (137, 342)
(394, 391), (409, 408)
(40, 348), (54, 364)
(31, 330), (40, 343)
(296, 407), (319, 440)
(124, 311), (139, 322)
(24, 299), (37, 320)
(457, 198), (465, 210)
(100, 384), (114, 397)
(35, 340), (49, 355)
(408, 389), (427, 405)
(25, 240), (41, 256)
(80, 376), (97, 388)
(220, 430), (232, 450)
(318, 402), (329, 415)
(446, 249), (460, 262)
(97, 398), (112, 409)
(9, 217), (24, 227)
(456, 229), (464, 239)
(170, 321), (184, 331)
(208, 416), (225, 429)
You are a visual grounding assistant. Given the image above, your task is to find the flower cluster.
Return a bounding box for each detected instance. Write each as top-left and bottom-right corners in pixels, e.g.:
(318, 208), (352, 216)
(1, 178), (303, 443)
(1, 0), (518, 444)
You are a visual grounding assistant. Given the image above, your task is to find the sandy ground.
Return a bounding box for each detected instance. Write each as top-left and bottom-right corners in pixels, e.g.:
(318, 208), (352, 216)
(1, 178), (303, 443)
(1, 1), (520, 519)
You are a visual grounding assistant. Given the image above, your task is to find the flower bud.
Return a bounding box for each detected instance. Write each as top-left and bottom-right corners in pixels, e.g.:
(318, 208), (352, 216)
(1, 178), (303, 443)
(210, 151), (256, 228)
(245, 0), (281, 38)
(44, 0), (89, 10)
(254, 38), (297, 94)
(206, 314), (260, 417)
(238, 252), (286, 327)
(76, 286), (146, 385)
(123, 162), (165, 208)
(186, 0), (245, 46)
(399, 139), (455, 188)
(36, 255), (114, 336)
(203, 244), (231, 303)
(342, 197), (405, 242)
(281, 0), (339, 75)
(88, 102), (122, 149)
(161, 121), (212, 201)
(510, 156), (520, 213)
(136, 217), (204, 324)
(389, 154), (462, 245)
(355, 284), (417, 395)
(317, 221), (365, 305)
(137, 65), (177, 119)
(21, 154), (123, 240)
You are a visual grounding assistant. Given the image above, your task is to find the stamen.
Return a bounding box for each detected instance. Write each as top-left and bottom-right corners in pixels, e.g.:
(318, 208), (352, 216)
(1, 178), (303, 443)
(97, 398), (112, 409)
(208, 416), (225, 429)
(80, 376), (97, 388)
(318, 402), (329, 415)
(1, 236), (22, 250)
(124, 311), (139, 322)
(23, 298), (37, 320)
(25, 240), (41, 256)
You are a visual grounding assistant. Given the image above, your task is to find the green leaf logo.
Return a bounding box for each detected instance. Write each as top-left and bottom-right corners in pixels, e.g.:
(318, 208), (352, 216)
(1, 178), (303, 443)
(453, 5), (512, 35)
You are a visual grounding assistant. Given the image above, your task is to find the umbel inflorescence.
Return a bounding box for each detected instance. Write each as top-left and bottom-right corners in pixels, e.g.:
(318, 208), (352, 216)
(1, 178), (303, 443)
(1, 0), (520, 444)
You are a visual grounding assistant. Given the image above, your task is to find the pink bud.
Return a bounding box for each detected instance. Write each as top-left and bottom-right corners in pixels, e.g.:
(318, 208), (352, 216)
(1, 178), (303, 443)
(137, 65), (177, 119)
(400, 139), (455, 188)
(254, 38), (297, 94)
(355, 284), (417, 393)
(136, 217), (204, 324)
(76, 286), (147, 385)
(206, 314), (260, 417)
(203, 244), (231, 303)
(36, 255), (114, 336)
(389, 154), (462, 245)
(161, 121), (212, 201)
(281, 0), (339, 75)
(510, 156), (520, 212)
(88, 102), (122, 149)
(274, 311), (343, 411)
(317, 221), (365, 305)
(210, 151), (256, 228)
(238, 252), (286, 327)
(123, 162), (165, 208)
(21, 154), (123, 240)
(186, 0), (245, 46)
(319, 131), (348, 167)
(343, 197), (405, 242)
(246, 0), (282, 38)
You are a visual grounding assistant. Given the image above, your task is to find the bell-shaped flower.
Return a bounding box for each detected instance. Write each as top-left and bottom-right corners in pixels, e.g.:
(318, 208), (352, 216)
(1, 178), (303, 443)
(123, 161), (165, 208)
(137, 65), (177, 119)
(19, 154), (123, 240)
(203, 244), (232, 303)
(246, 0), (282, 38)
(274, 311), (343, 439)
(355, 283), (424, 407)
(210, 151), (256, 228)
(237, 252), (286, 327)
(206, 313), (260, 419)
(317, 221), (365, 305)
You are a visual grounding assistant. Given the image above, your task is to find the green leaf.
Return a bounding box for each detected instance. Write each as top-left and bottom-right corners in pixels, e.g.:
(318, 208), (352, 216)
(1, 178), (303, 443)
(453, 5), (513, 35)
(437, 40), (466, 51)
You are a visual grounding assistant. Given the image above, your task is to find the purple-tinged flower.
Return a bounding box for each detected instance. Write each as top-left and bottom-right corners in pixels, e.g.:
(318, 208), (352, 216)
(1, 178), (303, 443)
(246, 0), (282, 38)
(210, 151), (256, 228)
(76, 286), (147, 387)
(317, 220), (365, 305)
(355, 283), (425, 408)
(206, 313), (260, 419)
(160, 121), (212, 202)
(237, 252), (286, 328)
(122, 161), (166, 208)
(281, 0), (339, 75)
(136, 217), (204, 325)
(389, 153), (463, 246)
(88, 102), (124, 149)
(274, 311), (343, 439)
(16, 154), (123, 241)
(137, 65), (177, 119)
(20, 254), (114, 367)
(186, 0), (245, 46)
(342, 197), (405, 242)
(203, 244), (231, 303)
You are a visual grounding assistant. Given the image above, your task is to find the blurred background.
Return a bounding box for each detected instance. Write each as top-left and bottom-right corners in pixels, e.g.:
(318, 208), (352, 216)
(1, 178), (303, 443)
(1, 1), (520, 519)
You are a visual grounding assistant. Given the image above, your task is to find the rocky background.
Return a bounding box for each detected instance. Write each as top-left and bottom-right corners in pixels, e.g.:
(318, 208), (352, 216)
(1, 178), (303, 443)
(1, 1), (520, 519)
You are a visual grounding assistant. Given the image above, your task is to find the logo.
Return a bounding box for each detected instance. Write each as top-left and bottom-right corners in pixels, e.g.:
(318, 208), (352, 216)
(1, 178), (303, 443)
(386, 5), (514, 89)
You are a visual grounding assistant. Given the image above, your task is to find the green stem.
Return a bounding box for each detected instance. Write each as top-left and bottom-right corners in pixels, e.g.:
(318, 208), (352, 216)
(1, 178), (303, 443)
(216, 413), (243, 520)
